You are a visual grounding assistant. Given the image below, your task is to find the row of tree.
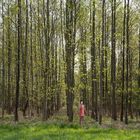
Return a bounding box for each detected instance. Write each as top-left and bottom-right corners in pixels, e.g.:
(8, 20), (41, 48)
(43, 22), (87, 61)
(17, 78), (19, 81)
(0, 0), (140, 124)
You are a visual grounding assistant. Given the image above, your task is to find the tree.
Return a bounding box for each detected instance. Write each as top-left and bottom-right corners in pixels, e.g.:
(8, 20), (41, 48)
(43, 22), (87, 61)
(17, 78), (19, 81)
(91, 0), (98, 121)
(111, 0), (117, 121)
(7, 1), (12, 114)
(65, 0), (76, 122)
(120, 0), (126, 122)
(98, 0), (106, 125)
(139, 28), (140, 98)
(15, 0), (22, 122)
(104, 2), (108, 114)
(125, 0), (130, 125)
(29, 1), (34, 117)
(22, 0), (29, 117)
(1, 0), (5, 118)
(43, 0), (50, 120)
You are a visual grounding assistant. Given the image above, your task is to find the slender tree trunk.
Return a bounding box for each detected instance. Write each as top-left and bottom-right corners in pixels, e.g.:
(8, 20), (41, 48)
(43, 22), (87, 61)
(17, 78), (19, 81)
(129, 52), (133, 119)
(111, 0), (117, 121)
(34, 23), (38, 117)
(138, 28), (140, 117)
(136, 27), (140, 119)
(125, 0), (130, 125)
(120, 0), (126, 122)
(138, 28), (140, 98)
(91, 0), (98, 121)
(7, 2), (12, 114)
(30, 2), (34, 117)
(50, 13), (55, 115)
(22, 0), (29, 117)
(104, 6), (108, 115)
(1, 0), (5, 118)
(54, 21), (57, 114)
(37, 0), (43, 116)
(43, 0), (50, 120)
(99, 0), (106, 125)
(15, 0), (21, 122)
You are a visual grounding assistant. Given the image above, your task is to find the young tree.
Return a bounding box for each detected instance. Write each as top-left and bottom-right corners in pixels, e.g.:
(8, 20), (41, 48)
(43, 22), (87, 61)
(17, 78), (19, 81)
(1, 0), (5, 118)
(22, 0), (29, 117)
(111, 0), (117, 121)
(125, 0), (130, 125)
(91, 0), (98, 121)
(139, 28), (140, 98)
(99, 0), (106, 125)
(15, 0), (22, 122)
(120, 0), (126, 122)
(104, 2), (108, 114)
(43, 0), (50, 120)
(29, 1), (34, 117)
(7, 1), (12, 114)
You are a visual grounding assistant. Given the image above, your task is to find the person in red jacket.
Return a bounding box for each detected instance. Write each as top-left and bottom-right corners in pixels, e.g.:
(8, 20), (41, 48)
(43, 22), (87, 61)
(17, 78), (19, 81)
(79, 100), (86, 125)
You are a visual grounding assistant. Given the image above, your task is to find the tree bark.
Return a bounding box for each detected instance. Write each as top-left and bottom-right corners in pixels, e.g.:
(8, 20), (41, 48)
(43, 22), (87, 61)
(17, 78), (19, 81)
(111, 0), (117, 121)
(22, 0), (29, 117)
(125, 0), (130, 125)
(120, 0), (126, 122)
(65, 0), (76, 122)
(7, 2), (12, 114)
(15, 0), (22, 122)
(91, 0), (98, 121)
(1, 0), (5, 118)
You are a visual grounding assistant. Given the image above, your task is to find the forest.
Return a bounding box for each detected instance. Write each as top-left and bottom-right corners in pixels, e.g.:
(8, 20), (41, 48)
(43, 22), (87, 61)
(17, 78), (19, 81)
(0, 0), (140, 139)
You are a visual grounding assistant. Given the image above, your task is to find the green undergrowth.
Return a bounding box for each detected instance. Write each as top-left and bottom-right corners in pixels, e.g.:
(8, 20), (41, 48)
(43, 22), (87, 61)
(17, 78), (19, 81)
(0, 111), (139, 140)
(0, 121), (139, 140)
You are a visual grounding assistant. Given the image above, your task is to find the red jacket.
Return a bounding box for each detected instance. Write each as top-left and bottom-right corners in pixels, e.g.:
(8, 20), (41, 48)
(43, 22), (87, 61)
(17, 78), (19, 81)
(79, 104), (85, 117)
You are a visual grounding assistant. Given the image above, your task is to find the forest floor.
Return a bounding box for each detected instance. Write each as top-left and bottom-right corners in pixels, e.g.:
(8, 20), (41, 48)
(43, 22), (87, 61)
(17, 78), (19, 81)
(0, 108), (140, 140)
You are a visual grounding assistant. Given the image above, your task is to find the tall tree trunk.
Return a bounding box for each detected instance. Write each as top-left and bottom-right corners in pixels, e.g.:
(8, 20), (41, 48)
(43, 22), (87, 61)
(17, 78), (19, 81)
(104, 5), (108, 115)
(50, 13), (55, 115)
(99, 0), (106, 125)
(120, 0), (126, 122)
(91, 0), (98, 121)
(30, 2), (34, 117)
(23, 0), (29, 117)
(7, 2), (12, 114)
(55, 37), (58, 111)
(111, 0), (117, 121)
(125, 0), (130, 125)
(1, 0), (5, 118)
(43, 0), (50, 120)
(138, 28), (140, 116)
(15, 0), (21, 122)
(138, 28), (140, 98)
(129, 51), (133, 119)
(65, 0), (75, 122)
(36, 0), (43, 116)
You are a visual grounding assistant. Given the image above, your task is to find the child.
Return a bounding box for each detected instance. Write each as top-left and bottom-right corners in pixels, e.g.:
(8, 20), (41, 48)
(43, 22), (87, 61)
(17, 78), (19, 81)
(79, 100), (86, 125)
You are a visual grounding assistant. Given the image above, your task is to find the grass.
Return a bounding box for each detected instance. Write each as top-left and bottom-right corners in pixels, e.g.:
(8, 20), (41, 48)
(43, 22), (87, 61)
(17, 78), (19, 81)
(0, 108), (140, 140)
(0, 121), (140, 140)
